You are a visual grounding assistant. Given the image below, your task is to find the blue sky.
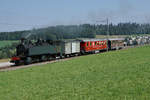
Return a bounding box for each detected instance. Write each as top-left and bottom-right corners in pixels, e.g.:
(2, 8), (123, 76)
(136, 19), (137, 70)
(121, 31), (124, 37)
(0, 0), (150, 32)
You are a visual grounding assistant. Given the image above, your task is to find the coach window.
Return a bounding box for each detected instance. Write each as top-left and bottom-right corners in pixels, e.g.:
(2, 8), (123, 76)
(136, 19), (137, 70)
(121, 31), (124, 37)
(97, 42), (99, 45)
(90, 42), (92, 46)
(95, 42), (97, 46)
(87, 42), (89, 46)
(98, 42), (100, 46)
(104, 42), (106, 45)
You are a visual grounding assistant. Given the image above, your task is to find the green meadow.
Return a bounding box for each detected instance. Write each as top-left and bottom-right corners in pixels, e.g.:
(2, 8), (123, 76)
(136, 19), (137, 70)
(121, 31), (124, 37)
(0, 46), (150, 100)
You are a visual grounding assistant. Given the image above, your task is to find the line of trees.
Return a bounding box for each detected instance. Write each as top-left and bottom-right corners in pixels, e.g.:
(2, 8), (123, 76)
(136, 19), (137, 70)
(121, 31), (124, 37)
(0, 23), (150, 41)
(0, 43), (18, 59)
(0, 24), (96, 40)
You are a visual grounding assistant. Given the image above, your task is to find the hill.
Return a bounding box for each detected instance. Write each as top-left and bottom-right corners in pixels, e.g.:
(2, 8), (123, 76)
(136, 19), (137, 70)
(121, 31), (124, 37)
(0, 46), (150, 99)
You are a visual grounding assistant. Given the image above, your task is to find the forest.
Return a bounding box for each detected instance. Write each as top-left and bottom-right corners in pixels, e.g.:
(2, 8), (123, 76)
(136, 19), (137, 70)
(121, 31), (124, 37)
(0, 23), (150, 41)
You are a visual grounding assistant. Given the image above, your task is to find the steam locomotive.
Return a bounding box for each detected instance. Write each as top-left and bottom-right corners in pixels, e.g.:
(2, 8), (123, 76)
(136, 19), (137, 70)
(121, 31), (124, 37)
(10, 38), (125, 65)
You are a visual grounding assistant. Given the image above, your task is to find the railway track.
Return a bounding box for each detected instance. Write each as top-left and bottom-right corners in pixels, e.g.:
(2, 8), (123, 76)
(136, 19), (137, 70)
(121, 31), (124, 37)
(0, 57), (79, 71)
(0, 46), (138, 72)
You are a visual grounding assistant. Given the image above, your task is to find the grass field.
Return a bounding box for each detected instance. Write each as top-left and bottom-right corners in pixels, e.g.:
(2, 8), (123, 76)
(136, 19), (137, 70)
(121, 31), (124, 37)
(0, 46), (150, 99)
(96, 35), (127, 39)
(0, 40), (18, 48)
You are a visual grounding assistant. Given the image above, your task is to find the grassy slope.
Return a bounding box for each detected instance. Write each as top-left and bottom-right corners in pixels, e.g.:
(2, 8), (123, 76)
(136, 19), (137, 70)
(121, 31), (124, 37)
(96, 35), (127, 39)
(0, 46), (150, 100)
(0, 40), (18, 48)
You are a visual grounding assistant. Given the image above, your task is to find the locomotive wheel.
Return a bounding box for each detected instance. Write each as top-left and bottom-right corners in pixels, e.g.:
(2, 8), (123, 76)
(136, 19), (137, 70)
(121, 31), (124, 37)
(47, 56), (52, 61)
(59, 54), (64, 59)
(15, 61), (20, 66)
(41, 56), (47, 61)
(25, 57), (32, 65)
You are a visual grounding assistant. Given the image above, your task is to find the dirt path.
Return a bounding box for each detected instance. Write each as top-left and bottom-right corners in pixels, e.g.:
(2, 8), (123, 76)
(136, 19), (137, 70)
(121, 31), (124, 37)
(0, 57), (75, 72)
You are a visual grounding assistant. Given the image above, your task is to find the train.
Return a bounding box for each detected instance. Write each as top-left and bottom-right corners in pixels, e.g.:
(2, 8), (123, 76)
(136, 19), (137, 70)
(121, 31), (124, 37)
(10, 38), (125, 65)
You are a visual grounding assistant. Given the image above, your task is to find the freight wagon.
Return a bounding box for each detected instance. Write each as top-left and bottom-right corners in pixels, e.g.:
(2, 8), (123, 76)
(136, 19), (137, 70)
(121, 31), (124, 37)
(61, 40), (80, 57)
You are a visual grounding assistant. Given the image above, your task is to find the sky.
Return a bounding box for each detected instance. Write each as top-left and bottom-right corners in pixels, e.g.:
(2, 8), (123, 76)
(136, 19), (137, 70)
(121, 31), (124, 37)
(0, 0), (150, 32)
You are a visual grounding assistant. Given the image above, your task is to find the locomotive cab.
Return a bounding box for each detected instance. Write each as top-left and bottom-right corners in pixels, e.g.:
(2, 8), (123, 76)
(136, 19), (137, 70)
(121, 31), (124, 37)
(16, 38), (30, 56)
(10, 38), (30, 65)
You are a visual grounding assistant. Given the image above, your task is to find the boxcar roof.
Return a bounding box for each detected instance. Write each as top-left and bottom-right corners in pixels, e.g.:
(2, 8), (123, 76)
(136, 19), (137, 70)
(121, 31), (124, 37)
(59, 39), (81, 43)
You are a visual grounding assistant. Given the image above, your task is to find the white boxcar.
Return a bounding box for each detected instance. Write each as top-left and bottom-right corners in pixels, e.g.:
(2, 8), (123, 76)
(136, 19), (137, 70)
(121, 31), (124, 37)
(62, 40), (80, 55)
